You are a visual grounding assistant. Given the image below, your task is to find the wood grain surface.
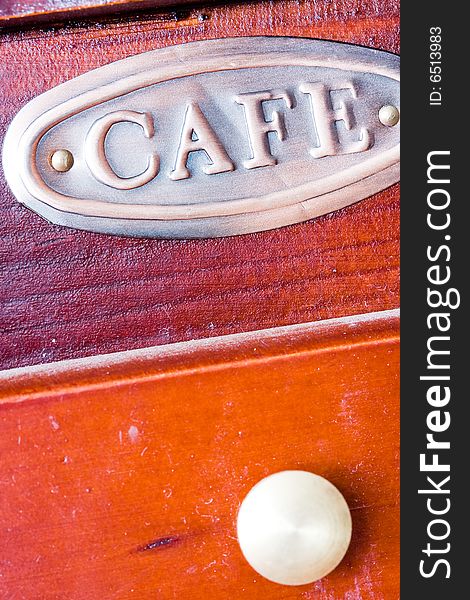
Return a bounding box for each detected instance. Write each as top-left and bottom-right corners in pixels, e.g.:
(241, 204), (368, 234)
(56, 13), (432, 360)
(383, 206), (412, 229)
(0, 309), (400, 599)
(0, 0), (400, 370)
(0, 0), (216, 29)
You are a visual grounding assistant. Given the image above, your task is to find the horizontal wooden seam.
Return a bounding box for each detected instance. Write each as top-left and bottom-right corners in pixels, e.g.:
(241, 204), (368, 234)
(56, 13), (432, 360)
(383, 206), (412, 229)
(0, 308), (399, 404)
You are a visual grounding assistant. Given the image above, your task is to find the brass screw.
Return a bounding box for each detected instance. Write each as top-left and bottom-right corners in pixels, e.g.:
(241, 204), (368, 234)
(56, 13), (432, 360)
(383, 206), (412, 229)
(379, 105), (400, 127)
(50, 149), (74, 172)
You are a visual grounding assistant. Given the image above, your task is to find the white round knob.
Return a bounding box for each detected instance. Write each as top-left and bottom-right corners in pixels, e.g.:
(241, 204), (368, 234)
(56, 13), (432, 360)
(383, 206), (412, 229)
(237, 470), (352, 586)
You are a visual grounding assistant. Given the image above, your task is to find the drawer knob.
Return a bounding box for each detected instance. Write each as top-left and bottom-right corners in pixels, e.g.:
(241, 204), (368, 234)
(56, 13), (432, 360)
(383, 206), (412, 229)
(237, 470), (352, 586)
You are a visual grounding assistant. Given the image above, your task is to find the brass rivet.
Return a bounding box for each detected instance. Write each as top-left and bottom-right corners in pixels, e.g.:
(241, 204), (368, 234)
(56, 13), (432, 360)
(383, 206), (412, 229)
(50, 149), (74, 172)
(379, 105), (400, 127)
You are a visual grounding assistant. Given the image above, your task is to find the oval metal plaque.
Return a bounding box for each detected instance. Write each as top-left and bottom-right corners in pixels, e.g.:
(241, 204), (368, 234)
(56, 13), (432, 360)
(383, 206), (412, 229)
(2, 37), (400, 238)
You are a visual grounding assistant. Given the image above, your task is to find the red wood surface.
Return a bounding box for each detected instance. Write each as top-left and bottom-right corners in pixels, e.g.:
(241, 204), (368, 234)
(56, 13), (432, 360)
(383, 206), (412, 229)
(0, 310), (400, 598)
(0, 0), (400, 370)
(0, 0), (214, 29)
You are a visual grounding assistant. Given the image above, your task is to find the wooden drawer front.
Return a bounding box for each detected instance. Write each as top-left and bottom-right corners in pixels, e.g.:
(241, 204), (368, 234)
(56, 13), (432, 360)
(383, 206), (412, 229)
(0, 311), (399, 598)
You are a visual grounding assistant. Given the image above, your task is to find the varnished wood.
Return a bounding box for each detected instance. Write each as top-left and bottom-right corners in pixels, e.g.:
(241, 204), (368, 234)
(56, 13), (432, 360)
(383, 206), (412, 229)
(0, 310), (399, 598)
(0, 0), (400, 369)
(0, 0), (215, 29)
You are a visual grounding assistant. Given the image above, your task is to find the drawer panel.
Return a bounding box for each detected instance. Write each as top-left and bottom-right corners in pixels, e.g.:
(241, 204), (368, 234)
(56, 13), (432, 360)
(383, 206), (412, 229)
(0, 310), (399, 599)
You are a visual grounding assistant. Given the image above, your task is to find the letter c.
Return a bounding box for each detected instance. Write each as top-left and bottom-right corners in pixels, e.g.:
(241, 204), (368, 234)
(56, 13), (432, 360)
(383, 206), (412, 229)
(85, 110), (159, 189)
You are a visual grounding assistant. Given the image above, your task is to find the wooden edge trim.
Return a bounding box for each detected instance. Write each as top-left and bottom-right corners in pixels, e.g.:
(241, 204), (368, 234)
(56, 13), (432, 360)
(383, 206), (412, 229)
(0, 1), (212, 29)
(0, 308), (400, 404)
